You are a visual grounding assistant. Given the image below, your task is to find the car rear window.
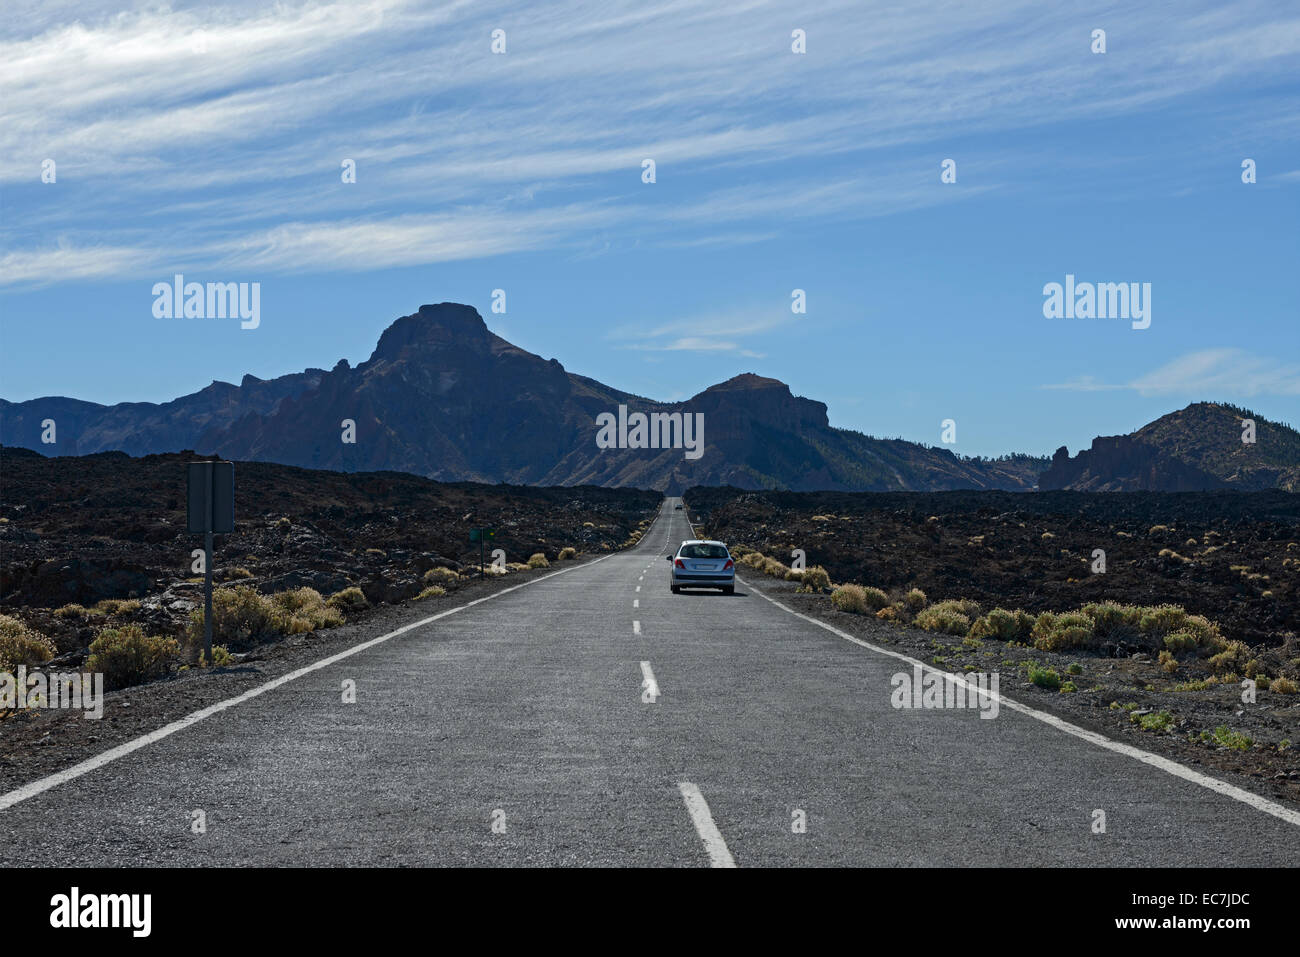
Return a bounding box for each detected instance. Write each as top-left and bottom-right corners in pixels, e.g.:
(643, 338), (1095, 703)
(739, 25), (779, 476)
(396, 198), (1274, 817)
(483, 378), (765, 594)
(679, 544), (729, 559)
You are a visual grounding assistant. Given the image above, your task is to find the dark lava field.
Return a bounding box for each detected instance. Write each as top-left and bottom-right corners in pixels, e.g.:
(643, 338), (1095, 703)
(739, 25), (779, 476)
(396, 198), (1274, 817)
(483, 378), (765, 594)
(685, 486), (1300, 649)
(0, 448), (660, 653)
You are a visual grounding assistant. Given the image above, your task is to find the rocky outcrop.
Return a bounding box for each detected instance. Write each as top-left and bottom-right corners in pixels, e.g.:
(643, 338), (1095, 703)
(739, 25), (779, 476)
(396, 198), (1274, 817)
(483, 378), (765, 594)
(1038, 403), (1299, 492)
(1039, 436), (1230, 492)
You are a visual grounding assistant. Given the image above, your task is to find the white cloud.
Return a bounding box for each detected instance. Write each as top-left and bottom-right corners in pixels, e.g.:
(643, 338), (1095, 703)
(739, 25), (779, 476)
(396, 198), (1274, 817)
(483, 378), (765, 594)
(0, 244), (155, 284)
(610, 304), (793, 357)
(210, 205), (619, 273)
(1043, 349), (1300, 397)
(1040, 375), (1124, 393)
(1, 0), (1298, 283)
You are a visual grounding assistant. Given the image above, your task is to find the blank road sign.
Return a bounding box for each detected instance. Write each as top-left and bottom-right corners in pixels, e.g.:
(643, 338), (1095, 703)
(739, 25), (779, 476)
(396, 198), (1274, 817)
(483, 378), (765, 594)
(187, 461), (235, 533)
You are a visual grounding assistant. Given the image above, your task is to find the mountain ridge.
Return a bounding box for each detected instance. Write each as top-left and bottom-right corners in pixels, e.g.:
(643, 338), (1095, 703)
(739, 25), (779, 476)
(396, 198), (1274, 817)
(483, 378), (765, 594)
(8, 303), (1291, 494)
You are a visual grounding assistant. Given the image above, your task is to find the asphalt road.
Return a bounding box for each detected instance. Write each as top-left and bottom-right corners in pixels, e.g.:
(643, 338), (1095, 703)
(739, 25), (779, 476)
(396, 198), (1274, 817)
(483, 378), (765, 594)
(2, 498), (1297, 866)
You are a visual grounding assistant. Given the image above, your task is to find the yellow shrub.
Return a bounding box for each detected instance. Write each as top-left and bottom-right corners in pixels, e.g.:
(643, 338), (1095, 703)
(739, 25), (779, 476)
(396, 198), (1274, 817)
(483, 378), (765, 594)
(831, 585), (869, 614)
(1209, 641), (1251, 675)
(189, 586), (280, 647)
(199, 645), (235, 668)
(795, 566), (831, 592)
(968, 608), (1034, 643)
(915, 601), (975, 637)
(0, 614), (57, 673)
(1031, 611), (1095, 651)
(327, 587), (369, 612)
(96, 598), (141, 615)
(269, 588), (344, 630)
(87, 625), (179, 690)
(189, 585), (341, 649)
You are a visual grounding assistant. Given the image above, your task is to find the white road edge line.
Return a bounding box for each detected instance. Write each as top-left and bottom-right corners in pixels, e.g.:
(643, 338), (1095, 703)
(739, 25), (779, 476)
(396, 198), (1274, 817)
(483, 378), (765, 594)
(678, 782), (737, 868)
(740, 574), (1300, 829)
(0, 506), (674, 815)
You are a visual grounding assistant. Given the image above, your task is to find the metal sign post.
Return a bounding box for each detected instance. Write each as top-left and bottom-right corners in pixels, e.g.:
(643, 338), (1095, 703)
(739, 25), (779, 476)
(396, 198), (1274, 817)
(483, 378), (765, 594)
(205, 464), (213, 662)
(188, 461), (235, 661)
(469, 527), (495, 577)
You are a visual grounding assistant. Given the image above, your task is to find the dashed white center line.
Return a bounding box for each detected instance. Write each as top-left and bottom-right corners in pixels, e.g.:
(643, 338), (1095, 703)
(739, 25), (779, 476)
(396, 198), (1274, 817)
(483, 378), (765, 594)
(678, 783), (736, 868)
(633, 620), (641, 635)
(635, 585), (641, 592)
(633, 599), (640, 608)
(639, 660), (659, 700)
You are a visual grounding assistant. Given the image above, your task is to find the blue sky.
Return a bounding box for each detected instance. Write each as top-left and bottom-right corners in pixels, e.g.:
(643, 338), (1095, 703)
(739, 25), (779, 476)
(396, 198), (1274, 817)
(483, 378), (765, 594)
(1, 0), (1297, 458)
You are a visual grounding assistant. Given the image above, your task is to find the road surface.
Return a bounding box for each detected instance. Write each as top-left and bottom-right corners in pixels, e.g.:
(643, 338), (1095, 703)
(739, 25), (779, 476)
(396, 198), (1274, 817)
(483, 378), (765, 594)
(2, 498), (1296, 866)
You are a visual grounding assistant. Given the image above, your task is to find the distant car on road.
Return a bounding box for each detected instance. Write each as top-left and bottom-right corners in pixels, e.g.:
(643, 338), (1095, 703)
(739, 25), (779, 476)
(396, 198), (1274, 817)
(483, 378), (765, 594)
(667, 540), (734, 594)
(674, 504), (683, 510)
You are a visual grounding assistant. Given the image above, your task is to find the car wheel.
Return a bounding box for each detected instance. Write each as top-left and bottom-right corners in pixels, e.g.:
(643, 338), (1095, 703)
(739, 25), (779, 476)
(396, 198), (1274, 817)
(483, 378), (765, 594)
(722, 586), (734, 595)
(671, 585), (680, 594)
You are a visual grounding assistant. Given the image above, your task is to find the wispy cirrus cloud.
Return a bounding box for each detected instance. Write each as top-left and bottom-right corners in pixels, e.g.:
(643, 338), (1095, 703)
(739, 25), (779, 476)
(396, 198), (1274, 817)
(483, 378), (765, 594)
(1043, 349), (1300, 397)
(2, 0), (1299, 286)
(610, 306), (792, 357)
(0, 244), (156, 284)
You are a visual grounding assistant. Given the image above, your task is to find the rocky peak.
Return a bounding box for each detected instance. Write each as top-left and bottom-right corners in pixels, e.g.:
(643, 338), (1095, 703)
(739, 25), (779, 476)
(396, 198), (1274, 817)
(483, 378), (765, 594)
(367, 302), (491, 364)
(694, 373), (830, 431)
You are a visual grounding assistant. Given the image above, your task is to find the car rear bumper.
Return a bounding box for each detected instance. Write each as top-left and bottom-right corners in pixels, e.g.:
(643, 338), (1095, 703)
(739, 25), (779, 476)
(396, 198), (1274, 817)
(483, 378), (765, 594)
(672, 573), (734, 585)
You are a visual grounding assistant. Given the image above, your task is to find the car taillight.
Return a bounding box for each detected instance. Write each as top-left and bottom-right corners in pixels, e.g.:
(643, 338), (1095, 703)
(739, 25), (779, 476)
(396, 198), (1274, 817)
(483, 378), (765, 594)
(675, 559), (685, 568)
(723, 559), (734, 570)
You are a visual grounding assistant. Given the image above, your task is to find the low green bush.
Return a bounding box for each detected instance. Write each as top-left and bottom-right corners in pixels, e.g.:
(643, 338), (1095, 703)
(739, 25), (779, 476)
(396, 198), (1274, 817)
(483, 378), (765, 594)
(1201, 725), (1252, 750)
(1132, 710), (1174, 732)
(1028, 664), (1062, 690)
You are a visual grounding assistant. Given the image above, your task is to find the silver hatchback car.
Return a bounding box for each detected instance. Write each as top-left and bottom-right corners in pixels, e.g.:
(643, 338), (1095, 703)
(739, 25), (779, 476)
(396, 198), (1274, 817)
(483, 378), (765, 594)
(667, 540), (735, 594)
